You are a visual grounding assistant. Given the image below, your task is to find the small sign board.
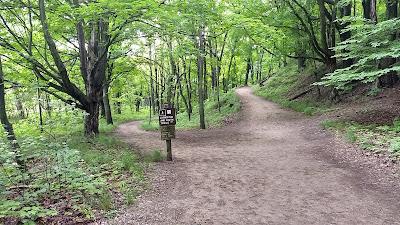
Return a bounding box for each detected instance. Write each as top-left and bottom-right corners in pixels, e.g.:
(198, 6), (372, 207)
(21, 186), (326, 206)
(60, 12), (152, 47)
(159, 106), (176, 126)
(159, 104), (176, 141)
(160, 125), (176, 140)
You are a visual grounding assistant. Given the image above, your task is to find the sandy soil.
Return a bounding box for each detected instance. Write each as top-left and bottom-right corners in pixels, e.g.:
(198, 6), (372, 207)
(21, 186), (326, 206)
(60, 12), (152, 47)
(95, 87), (400, 225)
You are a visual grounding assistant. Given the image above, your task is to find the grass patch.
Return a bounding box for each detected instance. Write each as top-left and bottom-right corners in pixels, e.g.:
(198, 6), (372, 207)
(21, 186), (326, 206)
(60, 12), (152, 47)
(321, 120), (345, 129)
(321, 119), (400, 159)
(345, 128), (357, 143)
(389, 138), (400, 156)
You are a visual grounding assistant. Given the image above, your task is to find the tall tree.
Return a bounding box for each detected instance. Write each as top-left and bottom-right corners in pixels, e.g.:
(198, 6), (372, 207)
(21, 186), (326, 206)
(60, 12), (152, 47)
(0, 0), (155, 136)
(197, 26), (206, 129)
(363, 0), (378, 22)
(379, 0), (399, 87)
(0, 56), (23, 168)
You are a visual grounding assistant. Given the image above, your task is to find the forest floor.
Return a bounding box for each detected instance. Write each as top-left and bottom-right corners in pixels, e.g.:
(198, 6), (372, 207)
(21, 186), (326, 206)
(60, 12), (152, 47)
(95, 87), (400, 225)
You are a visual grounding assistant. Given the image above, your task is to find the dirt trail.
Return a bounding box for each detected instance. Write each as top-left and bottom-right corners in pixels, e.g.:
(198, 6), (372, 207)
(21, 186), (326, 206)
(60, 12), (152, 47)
(99, 87), (400, 225)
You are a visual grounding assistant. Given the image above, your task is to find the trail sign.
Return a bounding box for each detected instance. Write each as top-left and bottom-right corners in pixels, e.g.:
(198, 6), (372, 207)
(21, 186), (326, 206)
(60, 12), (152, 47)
(160, 125), (176, 140)
(159, 107), (176, 126)
(159, 104), (176, 161)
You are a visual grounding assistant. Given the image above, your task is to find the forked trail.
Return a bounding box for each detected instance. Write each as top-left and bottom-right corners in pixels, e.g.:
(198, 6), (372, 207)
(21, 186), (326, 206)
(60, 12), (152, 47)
(101, 87), (400, 225)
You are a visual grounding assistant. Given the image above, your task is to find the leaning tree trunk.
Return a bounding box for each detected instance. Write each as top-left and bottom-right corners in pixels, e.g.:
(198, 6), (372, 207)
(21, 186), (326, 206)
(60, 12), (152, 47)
(183, 59), (193, 118)
(178, 60), (190, 120)
(226, 50), (236, 92)
(0, 57), (24, 169)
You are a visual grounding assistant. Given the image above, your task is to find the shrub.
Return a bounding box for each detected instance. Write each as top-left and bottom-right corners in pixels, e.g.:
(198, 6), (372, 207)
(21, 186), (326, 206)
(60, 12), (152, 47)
(0, 137), (107, 224)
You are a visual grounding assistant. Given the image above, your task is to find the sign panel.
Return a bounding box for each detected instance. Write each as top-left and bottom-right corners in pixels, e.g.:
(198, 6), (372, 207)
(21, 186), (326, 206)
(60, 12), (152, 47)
(159, 106), (176, 126)
(159, 105), (176, 140)
(160, 125), (176, 140)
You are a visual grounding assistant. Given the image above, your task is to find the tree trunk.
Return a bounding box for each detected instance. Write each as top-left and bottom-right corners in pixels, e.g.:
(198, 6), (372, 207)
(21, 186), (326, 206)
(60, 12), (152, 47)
(386, 0), (398, 19)
(208, 38), (217, 90)
(257, 51), (264, 81)
(37, 78), (43, 132)
(203, 56), (208, 100)
(297, 53), (306, 71)
(13, 87), (25, 119)
(197, 26), (206, 129)
(244, 57), (251, 86)
(226, 45), (236, 92)
(135, 98), (140, 112)
(85, 19), (109, 136)
(363, 0), (377, 22)
(155, 63), (160, 113)
(318, 0), (336, 70)
(183, 59), (193, 118)
(339, 2), (353, 67)
(102, 82), (113, 124)
(100, 99), (106, 117)
(379, 0), (399, 87)
(179, 59), (191, 120)
(160, 69), (165, 106)
(0, 57), (23, 168)
(149, 43), (157, 115)
(84, 101), (100, 136)
(167, 40), (177, 105)
(45, 93), (52, 118)
(115, 92), (122, 114)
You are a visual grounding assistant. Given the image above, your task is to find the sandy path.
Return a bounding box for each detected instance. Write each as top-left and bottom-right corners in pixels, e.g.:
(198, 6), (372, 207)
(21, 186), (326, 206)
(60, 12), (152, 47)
(98, 87), (400, 225)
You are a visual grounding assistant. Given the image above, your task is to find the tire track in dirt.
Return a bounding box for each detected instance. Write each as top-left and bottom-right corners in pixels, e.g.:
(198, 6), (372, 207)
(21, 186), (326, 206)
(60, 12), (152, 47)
(97, 87), (400, 225)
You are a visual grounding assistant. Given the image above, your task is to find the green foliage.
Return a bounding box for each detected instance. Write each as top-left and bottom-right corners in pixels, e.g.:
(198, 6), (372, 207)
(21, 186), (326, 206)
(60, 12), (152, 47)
(321, 120), (341, 129)
(0, 109), (147, 223)
(318, 18), (400, 89)
(392, 118), (400, 132)
(0, 137), (106, 223)
(254, 64), (328, 116)
(4, 0), (400, 222)
(345, 128), (357, 143)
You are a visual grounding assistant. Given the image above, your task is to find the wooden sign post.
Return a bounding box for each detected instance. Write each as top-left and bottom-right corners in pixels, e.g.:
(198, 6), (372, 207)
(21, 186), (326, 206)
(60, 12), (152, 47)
(159, 104), (176, 161)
